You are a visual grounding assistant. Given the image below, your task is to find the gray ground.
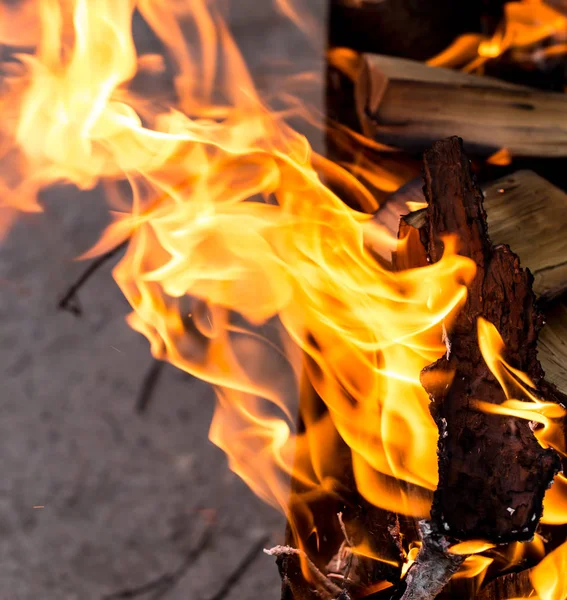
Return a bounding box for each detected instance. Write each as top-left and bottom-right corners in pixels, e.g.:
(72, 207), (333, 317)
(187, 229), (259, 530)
(0, 3), (326, 598)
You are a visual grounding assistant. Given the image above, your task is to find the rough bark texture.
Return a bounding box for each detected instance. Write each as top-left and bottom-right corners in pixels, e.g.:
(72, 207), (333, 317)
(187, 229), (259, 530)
(399, 521), (465, 600)
(476, 570), (533, 600)
(416, 137), (561, 542)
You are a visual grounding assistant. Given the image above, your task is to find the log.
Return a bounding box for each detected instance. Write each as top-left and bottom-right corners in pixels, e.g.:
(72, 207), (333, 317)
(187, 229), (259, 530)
(398, 138), (562, 543)
(483, 171), (567, 301)
(539, 300), (567, 397)
(355, 54), (567, 158)
(328, 0), (485, 61)
(374, 170), (567, 302)
(476, 570), (533, 600)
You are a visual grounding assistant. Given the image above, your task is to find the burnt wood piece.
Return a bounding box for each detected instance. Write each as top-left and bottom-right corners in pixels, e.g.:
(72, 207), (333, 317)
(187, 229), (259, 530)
(277, 380), (403, 600)
(328, 0), (484, 61)
(400, 521), (465, 600)
(539, 300), (567, 397)
(355, 54), (567, 158)
(476, 570), (533, 600)
(407, 137), (561, 542)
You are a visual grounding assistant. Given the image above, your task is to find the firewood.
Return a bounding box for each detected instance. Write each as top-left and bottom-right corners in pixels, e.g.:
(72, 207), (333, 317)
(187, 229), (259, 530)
(329, 0), (484, 61)
(475, 570), (533, 600)
(355, 54), (567, 158)
(483, 171), (567, 301)
(375, 170), (567, 301)
(539, 300), (567, 398)
(398, 138), (562, 545)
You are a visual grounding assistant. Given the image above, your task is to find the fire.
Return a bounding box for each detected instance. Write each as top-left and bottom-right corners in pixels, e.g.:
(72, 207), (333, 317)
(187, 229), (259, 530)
(531, 540), (567, 600)
(474, 317), (567, 598)
(428, 0), (567, 72)
(4, 0), (565, 595)
(474, 317), (566, 455)
(0, 0), (480, 568)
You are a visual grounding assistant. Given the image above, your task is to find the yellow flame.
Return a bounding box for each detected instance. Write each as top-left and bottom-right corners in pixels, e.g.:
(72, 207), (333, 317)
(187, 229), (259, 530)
(542, 473), (567, 525)
(0, 0), (481, 579)
(428, 0), (567, 72)
(531, 541), (567, 600)
(449, 540), (496, 555)
(475, 317), (566, 455)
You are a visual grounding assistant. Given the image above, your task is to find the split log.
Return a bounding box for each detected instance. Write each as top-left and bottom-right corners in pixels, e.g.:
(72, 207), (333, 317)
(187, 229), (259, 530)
(328, 0), (485, 61)
(483, 171), (567, 301)
(539, 300), (567, 397)
(375, 170), (567, 301)
(398, 137), (562, 544)
(355, 54), (567, 157)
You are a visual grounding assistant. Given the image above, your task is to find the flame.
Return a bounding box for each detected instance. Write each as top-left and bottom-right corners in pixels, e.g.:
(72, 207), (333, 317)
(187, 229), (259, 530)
(449, 540), (496, 555)
(428, 0), (567, 72)
(474, 317), (566, 455)
(542, 473), (567, 525)
(453, 555), (494, 581)
(531, 540), (567, 600)
(0, 0), (487, 589)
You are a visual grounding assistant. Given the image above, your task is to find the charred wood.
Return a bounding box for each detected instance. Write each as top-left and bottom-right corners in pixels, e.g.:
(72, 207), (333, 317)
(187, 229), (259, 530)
(400, 137), (562, 542)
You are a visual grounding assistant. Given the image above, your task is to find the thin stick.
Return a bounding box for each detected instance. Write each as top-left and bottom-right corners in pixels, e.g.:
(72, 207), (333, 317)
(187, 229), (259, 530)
(136, 359), (166, 414)
(265, 545), (343, 598)
(58, 241), (128, 316)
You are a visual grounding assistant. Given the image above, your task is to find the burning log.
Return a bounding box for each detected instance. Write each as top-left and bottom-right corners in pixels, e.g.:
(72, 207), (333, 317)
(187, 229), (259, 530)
(355, 54), (567, 157)
(391, 137), (566, 599)
(400, 137), (561, 542)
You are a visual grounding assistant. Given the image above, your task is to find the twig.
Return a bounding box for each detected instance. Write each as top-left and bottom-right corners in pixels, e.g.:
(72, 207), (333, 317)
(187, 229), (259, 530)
(136, 359), (166, 414)
(337, 512), (353, 547)
(400, 521), (465, 600)
(103, 525), (213, 600)
(58, 241), (128, 316)
(264, 545), (343, 598)
(206, 534), (271, 600)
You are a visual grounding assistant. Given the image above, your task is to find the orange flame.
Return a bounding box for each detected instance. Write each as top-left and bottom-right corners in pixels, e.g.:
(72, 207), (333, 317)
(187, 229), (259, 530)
(531, 540), (567, 600)
(474, 317), (566, 455)
(428, 0), (567, 72)
(0, 0), (479, 584)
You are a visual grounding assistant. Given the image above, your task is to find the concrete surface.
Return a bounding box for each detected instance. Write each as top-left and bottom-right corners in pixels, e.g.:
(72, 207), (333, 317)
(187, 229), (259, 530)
(0, 2), (326, 598)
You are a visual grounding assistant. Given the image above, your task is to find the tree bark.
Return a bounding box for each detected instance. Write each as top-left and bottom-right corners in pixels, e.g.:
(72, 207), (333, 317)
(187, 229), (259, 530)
(403, 137), (562, 542)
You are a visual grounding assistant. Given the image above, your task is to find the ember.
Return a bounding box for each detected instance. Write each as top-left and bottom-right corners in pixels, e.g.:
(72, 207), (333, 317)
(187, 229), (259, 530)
(2, 1), (567, 599)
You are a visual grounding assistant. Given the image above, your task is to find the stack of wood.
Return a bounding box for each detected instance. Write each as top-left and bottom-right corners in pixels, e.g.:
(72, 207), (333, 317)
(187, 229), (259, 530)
(271, 3), (567, 598)
(274, 137), (567, 600)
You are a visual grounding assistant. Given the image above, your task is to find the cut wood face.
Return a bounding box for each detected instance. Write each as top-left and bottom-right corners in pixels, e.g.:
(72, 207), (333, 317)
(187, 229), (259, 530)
(355, 54), (567, 157)
(483, 171), (567, 300)
(539, 301), (567, 396)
